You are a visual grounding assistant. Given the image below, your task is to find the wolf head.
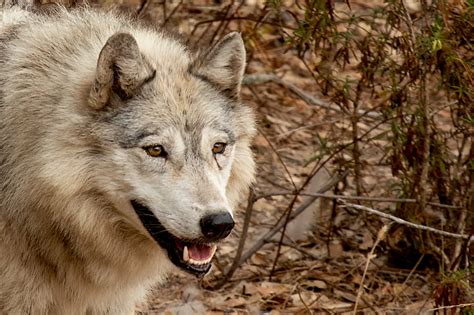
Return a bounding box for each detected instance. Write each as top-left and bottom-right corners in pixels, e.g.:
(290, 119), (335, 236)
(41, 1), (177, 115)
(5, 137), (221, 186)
(81, 31), (255, 275)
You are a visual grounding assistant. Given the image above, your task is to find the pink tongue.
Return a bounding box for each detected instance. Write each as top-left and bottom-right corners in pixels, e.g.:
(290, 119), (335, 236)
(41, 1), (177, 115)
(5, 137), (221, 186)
(188, 244), (213, 261)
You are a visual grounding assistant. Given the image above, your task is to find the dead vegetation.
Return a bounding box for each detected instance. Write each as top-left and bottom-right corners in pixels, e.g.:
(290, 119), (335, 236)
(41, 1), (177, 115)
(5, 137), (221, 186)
(21, 0), (474, 313)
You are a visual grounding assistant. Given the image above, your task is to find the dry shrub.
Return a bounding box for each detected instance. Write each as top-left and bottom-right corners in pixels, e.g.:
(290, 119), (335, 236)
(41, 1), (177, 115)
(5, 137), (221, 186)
(268, 0), (472, 310)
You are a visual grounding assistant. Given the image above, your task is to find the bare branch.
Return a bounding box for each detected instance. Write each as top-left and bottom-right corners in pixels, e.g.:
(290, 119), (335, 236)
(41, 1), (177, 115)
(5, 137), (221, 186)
(210, 171), (347, 288)
(428, 303), (474, 312)
(236, 172), (347, 267)
(213, 190), (255, 289)
(255, 192), (463, 209)
(354, 225), (389, 313)
(339, 200), (473, 241)
(243, 73), (382, 119)
(136, 0), (150, 17)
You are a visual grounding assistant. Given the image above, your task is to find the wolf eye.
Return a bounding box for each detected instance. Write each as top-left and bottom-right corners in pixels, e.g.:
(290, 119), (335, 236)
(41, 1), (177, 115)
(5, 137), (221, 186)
(144, 145), (167, 158)
(212, 142), (227, 155)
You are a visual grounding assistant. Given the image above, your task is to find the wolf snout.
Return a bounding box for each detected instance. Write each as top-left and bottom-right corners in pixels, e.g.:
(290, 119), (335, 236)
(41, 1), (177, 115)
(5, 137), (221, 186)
(200, 212), (234, 241)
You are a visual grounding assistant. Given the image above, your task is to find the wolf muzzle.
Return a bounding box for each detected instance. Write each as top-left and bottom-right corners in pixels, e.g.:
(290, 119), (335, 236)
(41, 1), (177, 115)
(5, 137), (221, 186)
(131, 200), (233, 276)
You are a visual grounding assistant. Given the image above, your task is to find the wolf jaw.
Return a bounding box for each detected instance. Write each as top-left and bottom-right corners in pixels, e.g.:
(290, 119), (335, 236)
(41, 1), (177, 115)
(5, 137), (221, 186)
(131, 200), (216, 275)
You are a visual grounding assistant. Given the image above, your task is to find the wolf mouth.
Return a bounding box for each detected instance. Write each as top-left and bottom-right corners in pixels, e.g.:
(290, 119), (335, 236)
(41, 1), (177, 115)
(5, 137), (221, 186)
(131, 200), (215, 276)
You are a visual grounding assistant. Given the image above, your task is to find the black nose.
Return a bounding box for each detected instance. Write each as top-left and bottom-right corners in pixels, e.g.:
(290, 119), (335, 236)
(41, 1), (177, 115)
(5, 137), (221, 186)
(200, 212), (235, 241)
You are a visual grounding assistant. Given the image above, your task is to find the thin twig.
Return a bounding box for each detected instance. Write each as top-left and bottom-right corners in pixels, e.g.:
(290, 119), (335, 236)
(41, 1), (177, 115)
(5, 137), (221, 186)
(400, 0), (417, 49)
(339, 200), (474, 241)
(353, 225), (389, 314)
(257, 127), (297, 190)
(209, 0), (235, 45)
(427, 303), (474, 312)
(213, 190), (255, 289)
(427, 236), (451, 268)
(190, 17), (297, 37)
(391, 254), (426, 304)
(269, 195), (298, 279)
(451, 179), (472, 268)
(268, 239), (321, 260)
(216, 0), (245, 43)
(136, 0), (150, 17)
(243, 74), (346, 114)
(274, 120), (342, 140)
(161, 0), (183, 27)
(214, 172), (347, 287)
(418, 67), (432, 235)
(255, 192), (463, 209)
(352, 95), (362, 196)
(243, 73), (383, 119)
(296, 285), (312, 313)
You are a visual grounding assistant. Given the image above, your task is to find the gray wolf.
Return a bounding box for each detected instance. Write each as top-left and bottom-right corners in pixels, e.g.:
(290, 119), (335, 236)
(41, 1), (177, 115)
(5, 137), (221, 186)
(0, 4), (255, 313)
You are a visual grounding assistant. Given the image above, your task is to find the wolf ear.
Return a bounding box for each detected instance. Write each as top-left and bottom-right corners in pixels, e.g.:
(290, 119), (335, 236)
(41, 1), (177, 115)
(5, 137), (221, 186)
(192, 32), (246, 99)
(88, 33), (155, 110)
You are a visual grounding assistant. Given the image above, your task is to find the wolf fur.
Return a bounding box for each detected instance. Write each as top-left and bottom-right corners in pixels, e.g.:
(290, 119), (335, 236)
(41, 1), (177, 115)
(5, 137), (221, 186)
(0, 4), (255, 314)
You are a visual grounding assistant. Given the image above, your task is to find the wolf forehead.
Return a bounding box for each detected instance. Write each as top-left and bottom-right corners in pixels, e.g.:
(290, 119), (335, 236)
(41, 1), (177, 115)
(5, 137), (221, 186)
(93, 51), (245, 148)
(113, 65), (241, 133)
(85, 27), (251, 147)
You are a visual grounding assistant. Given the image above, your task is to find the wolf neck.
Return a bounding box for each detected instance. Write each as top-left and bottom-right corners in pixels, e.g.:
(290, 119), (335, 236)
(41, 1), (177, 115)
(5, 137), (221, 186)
(0, 186), (166, 314)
